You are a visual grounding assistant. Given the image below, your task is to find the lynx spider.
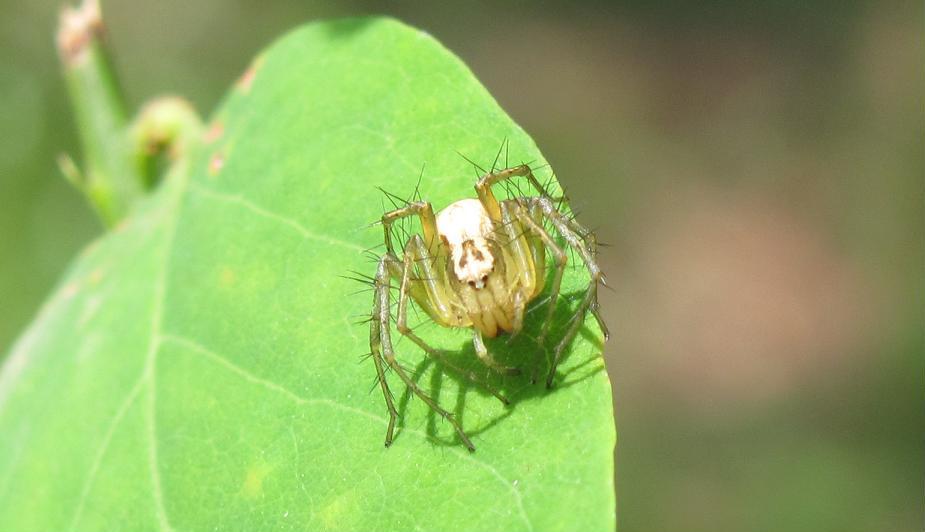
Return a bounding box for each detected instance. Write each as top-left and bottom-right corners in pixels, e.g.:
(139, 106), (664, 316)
(368, 154), (609, 451)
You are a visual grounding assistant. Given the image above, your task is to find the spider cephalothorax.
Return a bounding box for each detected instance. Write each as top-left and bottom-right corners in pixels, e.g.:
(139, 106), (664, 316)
(369, 163), (608, 451)
(437, 198), (520, 337)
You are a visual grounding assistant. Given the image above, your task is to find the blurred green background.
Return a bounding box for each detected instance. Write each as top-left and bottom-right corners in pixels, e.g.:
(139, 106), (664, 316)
(1, 1), (921, 530)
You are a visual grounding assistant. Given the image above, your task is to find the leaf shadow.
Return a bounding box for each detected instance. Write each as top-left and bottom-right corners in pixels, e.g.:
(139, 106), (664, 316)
(393, 288), (606, 449)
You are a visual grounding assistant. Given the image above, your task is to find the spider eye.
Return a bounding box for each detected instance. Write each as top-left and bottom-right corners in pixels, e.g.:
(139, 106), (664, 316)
(480, 275), (488, 285)
(467, 280), (476, 288)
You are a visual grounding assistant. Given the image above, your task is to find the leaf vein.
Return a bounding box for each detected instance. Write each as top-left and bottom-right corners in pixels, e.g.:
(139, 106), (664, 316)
(189, 182), (366, 253)
(67, 375), (146, 532)
(144, 179), (189, 532)
(158, 332), (533, 531)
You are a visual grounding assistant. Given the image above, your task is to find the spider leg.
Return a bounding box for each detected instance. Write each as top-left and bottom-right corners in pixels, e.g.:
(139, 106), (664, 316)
(380, 201), (442, 259)
(528, 197), (609, 388)
(494, 200), (545, 339)
(475, 164), (550, 222)
(505, 289), (526, 345)
(513, 202), (568, 345)
(472, 329), (521, 376)
(370, 256), (401, 447)
(372, 254), (476, 451)
(397, 236), (510, 404)
(556, 215), (608, 333)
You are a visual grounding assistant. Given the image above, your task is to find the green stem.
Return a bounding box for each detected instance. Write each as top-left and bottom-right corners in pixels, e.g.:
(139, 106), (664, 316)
(57, 0), (203, 227)
(58, 0), (141, 226)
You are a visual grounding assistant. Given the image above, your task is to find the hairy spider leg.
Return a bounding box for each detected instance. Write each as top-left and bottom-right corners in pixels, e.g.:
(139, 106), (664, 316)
(528, 196), (607, 388)
(393, 235), (456, 328)
(556, 215), (610, 339)
(382, 205), (514, 393)
(369, 258), (400, 447)
(494, 200), (547, 330)
(382, 196), (532, 382)
(395, 235), (458, 329)
(372, 256), (476, 451)
(472, 329), (521, 376)
(380, 200), (442, 259)
(511, 201), (568, 345)
(475, 165), (607, 387)
(396, 235), (510, 404)
(507, 290), (527, 342)
(475, 164), (550, 222)
(478, 166), (568, 345)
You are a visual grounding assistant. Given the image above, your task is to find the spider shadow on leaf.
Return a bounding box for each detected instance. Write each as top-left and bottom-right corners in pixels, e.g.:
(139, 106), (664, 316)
(392, 288), (606, 449)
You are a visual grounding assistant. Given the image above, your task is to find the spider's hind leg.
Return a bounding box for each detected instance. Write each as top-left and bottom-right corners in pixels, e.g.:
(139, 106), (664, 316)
(369, 256), (401, 447)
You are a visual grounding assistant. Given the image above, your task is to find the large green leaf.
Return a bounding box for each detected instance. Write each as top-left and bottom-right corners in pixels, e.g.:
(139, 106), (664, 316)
(0, 18), (614, 532)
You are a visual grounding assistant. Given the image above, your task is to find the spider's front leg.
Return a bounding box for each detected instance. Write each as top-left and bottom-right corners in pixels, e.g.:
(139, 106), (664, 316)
(396, 235), (511, 404)
(477, 166), (571, 345)
(475, 164), (550, 221)
(371, 254), (476, 451)
(380, 201), (441, 257)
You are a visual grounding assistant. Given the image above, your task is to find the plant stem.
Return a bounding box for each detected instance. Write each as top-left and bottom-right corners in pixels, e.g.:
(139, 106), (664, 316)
(57, 0), (143, 226)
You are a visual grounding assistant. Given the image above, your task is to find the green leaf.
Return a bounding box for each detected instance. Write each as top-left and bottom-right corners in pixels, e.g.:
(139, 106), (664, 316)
(0, 18), (615, 532)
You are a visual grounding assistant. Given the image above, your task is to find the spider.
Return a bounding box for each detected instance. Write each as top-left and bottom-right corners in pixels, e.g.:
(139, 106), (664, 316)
(368, 162), (609, 451)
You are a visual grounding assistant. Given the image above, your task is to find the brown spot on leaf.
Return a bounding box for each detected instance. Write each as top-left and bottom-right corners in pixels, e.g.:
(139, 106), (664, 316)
(203, 121), (224, 144)
(236, 56), (264, 94)
(208, 152), (225, 177)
